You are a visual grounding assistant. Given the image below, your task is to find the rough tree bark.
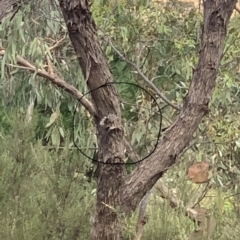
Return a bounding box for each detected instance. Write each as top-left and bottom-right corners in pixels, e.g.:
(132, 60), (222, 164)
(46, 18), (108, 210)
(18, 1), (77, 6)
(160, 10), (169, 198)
(0, 0), (237, 239)
(0, 0), (28, 23)
(59, 0), (236, 239)
(57, 1), (236, 239)
(120, 0), (237, 209)
(0, 0), (17, 22)
(58, 1), (127, 239)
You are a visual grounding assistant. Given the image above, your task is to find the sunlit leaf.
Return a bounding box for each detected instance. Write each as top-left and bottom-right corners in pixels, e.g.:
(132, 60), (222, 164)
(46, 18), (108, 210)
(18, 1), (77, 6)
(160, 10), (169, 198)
(45, 111), (60, 128)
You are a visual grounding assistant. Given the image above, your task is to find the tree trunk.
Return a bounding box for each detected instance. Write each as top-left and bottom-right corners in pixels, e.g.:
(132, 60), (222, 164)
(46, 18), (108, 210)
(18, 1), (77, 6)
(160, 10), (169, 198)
(58, 0), (236, 239)
(0, 0), (237, 239)
(58, 1), (127, 239)
(119, 0), (237, 213)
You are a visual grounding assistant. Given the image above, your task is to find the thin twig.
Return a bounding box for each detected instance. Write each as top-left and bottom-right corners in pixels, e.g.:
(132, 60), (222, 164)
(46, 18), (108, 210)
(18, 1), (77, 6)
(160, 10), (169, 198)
(42, 146), (98, 150)
(107, 38), (181, 111)
(155, 179), (211, 221)
(45, 35), (66, 54)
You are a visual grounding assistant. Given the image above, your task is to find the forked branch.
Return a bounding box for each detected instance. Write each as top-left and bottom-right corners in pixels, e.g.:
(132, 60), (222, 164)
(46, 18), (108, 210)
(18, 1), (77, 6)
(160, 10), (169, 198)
(120, 0), (237, 213)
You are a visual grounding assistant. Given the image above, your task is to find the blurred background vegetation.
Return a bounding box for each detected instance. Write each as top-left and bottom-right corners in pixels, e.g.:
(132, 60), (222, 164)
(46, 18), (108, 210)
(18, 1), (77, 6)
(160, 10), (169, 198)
(0, 0), (240, 239)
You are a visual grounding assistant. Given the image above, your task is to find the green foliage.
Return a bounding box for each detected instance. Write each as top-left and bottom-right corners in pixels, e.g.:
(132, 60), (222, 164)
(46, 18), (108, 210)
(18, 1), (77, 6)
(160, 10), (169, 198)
(0, 115), (95, 240)
(1, 0), (240, 239)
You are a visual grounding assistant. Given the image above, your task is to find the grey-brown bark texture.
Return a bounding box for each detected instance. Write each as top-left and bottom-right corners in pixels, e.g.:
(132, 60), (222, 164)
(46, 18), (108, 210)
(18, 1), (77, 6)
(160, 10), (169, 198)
(0, 0), (15, 22)
(0, 0), (27, 23)
(58, 1), (126, 239)
(120, 0), (237, 210)
(58, 0), (236, 239)
(0, 0), (237, 239)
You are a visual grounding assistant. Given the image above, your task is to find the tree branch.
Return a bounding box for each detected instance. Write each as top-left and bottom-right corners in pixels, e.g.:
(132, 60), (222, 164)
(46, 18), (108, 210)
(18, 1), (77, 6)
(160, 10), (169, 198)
(134, 179), (211, 240)
(154, 179), (211, 221)
(235, 3), (240, 14)
(107, 38), (181, 111)
(0, 0), (29, 23)
(120, 0), (237, 213)
(0, 47), (96, 116)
